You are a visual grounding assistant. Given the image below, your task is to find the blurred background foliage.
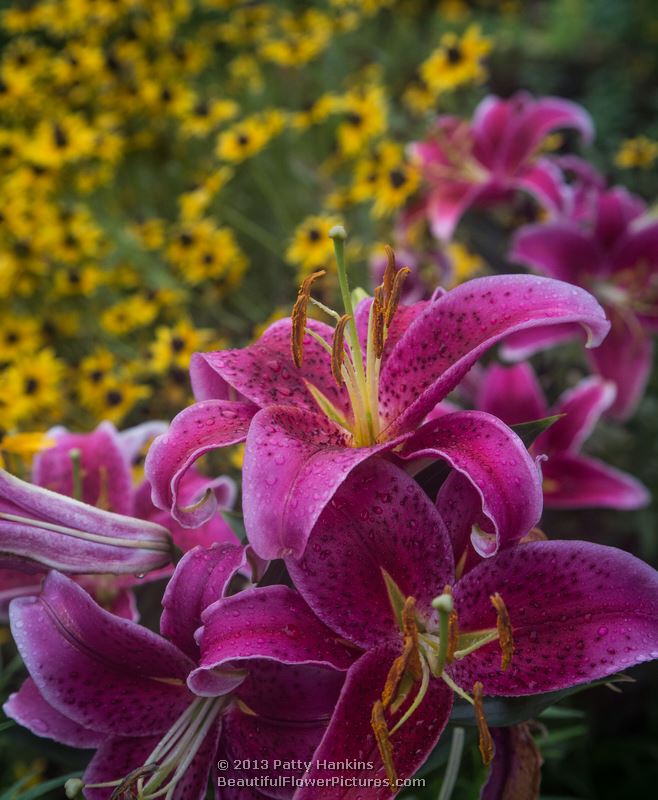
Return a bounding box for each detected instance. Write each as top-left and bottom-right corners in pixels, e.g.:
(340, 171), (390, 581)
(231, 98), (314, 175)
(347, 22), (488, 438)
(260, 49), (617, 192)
(1, 0), (657, 798)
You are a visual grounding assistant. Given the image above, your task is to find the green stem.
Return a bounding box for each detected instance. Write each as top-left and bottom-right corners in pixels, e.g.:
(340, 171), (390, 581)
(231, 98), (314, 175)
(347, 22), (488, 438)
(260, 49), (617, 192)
(69, 449), (82, 502)
(437, 727), (465, 800)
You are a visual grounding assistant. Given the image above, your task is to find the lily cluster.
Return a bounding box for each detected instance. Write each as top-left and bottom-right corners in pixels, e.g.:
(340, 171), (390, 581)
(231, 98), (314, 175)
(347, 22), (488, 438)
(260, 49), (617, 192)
(3, 218), (658, 800)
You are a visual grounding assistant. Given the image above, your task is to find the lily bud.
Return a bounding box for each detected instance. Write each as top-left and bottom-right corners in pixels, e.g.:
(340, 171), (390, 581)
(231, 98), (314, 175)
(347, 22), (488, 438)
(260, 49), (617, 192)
(0, 470), (173, 575)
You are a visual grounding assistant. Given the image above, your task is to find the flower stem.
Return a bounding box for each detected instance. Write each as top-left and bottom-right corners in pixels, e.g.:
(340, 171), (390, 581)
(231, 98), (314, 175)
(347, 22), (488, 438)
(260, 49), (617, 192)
(437, 727), (465, 800)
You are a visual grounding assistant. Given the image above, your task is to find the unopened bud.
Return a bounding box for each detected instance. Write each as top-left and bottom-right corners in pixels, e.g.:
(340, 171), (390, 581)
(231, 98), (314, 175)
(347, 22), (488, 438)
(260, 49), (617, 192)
(328, 224), (347, 240)
(432, 593), (454, 614)
(65, 778), (84, 798)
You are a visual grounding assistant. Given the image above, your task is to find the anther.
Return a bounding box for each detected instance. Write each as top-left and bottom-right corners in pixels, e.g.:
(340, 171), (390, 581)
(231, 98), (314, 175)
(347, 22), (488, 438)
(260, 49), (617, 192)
(371, 700), (398, 786)
(331, 314), (351, 386)
(372, 286), (386, 358)
(446, 608), (459, 664)
(383, 245), (396, 298)
(490, 592), (514, 671)
(385, 266), (411, 326)
(473, 681), (494, 765)
(291, 270), (326, 367)
(382, 597), (422, 708)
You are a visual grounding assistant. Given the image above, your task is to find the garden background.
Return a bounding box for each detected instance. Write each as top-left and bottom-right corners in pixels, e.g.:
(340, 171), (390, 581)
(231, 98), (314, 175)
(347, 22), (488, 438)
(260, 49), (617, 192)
(1, 1), (657, 798)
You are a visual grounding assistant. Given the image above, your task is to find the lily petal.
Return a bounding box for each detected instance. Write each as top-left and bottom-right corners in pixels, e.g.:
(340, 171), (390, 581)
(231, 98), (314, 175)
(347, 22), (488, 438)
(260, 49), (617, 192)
(161, 543), (254, 659)
(480, 724), (542, 800)
(401, 411), (543, 557)
(145, 399), (255, 527)
(587, 318), (653, 420)
(510, 222), (604, 283)
(32, 422), (134, 515)
(380, 275), (609, 436)
(190, 318), (352, 417)
(450, 541), (658, 695)
(4, 678), (105, 748)
(476, 363), (548, 426)
(295, 645), (453, 800)
(10, 572), (195, 736)
(542, 454), (650, 510)
(287, 458), (453, 648)
(537, 376), (615, 454)
(189, 585), (356, 697)
(242, 406), (407, 560)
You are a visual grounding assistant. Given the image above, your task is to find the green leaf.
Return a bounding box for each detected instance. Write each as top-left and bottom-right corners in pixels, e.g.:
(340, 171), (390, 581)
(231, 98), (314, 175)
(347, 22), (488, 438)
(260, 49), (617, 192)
(1, 772), (83, 800)
(448, 674), (632, 727)
(511, 414), (563, 447)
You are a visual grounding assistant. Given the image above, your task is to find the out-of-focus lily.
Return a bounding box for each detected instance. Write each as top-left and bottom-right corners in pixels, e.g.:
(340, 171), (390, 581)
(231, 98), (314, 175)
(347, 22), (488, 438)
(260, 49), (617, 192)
(475, 363), (649, 509)
(412, 92), (594, 240)
(508, 185), (658, 418)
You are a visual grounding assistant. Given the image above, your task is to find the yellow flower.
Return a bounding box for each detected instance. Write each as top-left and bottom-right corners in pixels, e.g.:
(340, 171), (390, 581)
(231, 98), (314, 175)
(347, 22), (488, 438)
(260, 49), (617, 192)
(52, 264), (104, 297)
(0, 315), (43, 361)
(178, 169), (233, 221)
(166, 219), (248, 288)
(80, 376), (151, 426)
(216, 116), (270, 163)
(131, 219), (167, 250)
(420, 25), (492, 95)
(337, 84), (388, 157)
(448, 241), (485, 286)
(180, 98), (239, 138)
(615, 136), (658, 169)
(100, 295), (159, 335)
(149, 320), (220, 375)
(0, 431), (55, 470)
(286, 215), (343, 277)
(0, 349), (66, 426)
(22, 115), (96, 169)
(352, 141), (420, 216)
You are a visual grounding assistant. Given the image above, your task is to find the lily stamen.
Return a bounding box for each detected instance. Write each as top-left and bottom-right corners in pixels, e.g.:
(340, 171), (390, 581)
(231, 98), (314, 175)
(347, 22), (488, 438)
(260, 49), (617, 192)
(371, 700), (398, 786)
(473, 681), (494, 766)
(291, 270), (326, 368)
(490, 592), (514, 671)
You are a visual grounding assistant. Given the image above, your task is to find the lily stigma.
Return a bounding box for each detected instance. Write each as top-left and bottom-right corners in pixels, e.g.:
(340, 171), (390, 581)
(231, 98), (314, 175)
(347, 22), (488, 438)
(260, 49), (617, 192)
(291, 226), (411, 447)
(372, 572), (514, 784)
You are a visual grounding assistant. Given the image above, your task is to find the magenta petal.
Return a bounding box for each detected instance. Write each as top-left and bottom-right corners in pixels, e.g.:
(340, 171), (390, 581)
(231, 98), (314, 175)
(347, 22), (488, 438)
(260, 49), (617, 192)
(10, 572), (195, 735)
(296, 645), (453, 800)
(497, 94), (594, 173)
(191, 318), (352, 416)
(588, 318), (654, 420)
(425, 180), (484, 241)
(401, 411), (542, 556)
(287, 458), (453, 648)
(500, 323), (588, 361)
(515, 158), (565, 213)
(189, 585), (356, 696)
(220, 703), (328, 791)
(595, 187), (646, 250)
(83, 736), (159, 800)
(436, 473), (487, 561)
(161, 543), (251, 659)
(542, 454), (650, 510)
(538, 376), (614, 453)
(480, 724), (542, 800)
(476, 363), (548, 426)
(0, 569), (42, 621)
(0, 470), (172, 575)
(32, 422), (134, 515)
(3, 678), (105, 748)
(510, 222), (604, 282)
(450, 541), (658, 695)
(145, 399), (255, 527)
(242, 406), (406, 560)
(380, 275), (609, 435)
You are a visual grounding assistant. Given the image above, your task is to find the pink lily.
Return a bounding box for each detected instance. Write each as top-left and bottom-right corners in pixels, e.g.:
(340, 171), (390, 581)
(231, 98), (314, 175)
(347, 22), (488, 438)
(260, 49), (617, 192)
(276, 460), (658, 795)
(146, 238), (610, 562)
(475, 363), (650, 509)
(4, 545), (350, 800)
(508, 185), (658, 418)
(412, 92), (594, 240)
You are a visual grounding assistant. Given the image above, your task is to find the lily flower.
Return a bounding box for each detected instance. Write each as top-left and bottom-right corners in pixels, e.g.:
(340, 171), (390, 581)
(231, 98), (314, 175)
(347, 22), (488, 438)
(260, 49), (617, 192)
(196, 460), (658, 794)
(4, 546), (349, 800)
(146, 235), (609, 561)
(475, 363), (649, 509)
(508, 185), (658, 418)
(411, 92), (594, 240)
